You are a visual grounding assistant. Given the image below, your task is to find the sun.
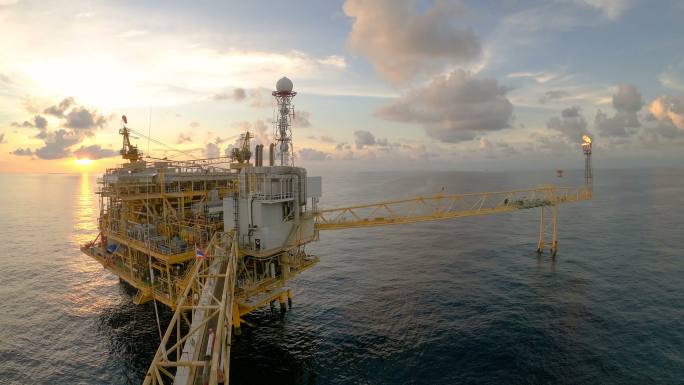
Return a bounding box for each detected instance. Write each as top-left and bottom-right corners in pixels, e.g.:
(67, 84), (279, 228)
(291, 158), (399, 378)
(75, 158), (93, 166)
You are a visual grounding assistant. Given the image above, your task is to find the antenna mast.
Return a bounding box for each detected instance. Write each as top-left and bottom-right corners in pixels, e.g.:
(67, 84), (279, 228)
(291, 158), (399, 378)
(272, 77), (297, 166)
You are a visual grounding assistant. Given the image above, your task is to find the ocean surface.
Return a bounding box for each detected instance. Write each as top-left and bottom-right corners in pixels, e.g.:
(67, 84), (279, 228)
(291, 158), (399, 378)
(0, 168), (682, 385)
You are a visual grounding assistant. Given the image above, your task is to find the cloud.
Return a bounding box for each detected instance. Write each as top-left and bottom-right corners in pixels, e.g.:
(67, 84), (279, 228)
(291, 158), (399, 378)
(213, 87), (276, 108)
(10, 114), (48, 129)
(595, 83), (642, 137)
(218, 119), (273, 159)
(64, 106), (108, 130)
(247, 88), (273, 109)
(176, 133), (193, 144)
(479, 137), (520, 158)
(648, 96), (684, 130)
(352, 130), (393, 150)
(11, 148), (33, 156)
(642, 96), (684, 139)
(213, 87), (247, 101)
(0, 73), (12, 85)
(376, 70), (513, 142)
(343, 0), (481, 84)
(539, 90), (571, 104)
(308, 135), (337, 143)
(546, 106), (591, 143)
(189, 121), (200, 129)
(232, 87), (247, 101)
(11, 120), (33, 128)
(298, 148), (330, 161)
(612, 83), (643, 111)
(335, 142), (351, 151)
(10, 97), (111, 159)
(354, 130), (376, 149)
(294, 110), (311, 127)
(205, 142), (220, 158)
(43, 97), (74, 117)
(32, 129), (82, 159)
(41, 97), (109, 130)
(34, 115), (47, 129)
(479, 138), (494, 155)
(72, 144), (118, 160)
(117, 29), (148, 39)
(507, 71), (557, 83)
(317, 55), (347, 69)
(485, 2), (633, 72)
(231, 119), (270, 147)
(328, 138), (438, 162)
(0, 133), (5, 143)
(659, 59), (684, 92)
(575, 0), (633, 20)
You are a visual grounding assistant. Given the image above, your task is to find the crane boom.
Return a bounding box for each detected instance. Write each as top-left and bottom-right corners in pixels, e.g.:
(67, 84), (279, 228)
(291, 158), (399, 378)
(315, 185), (591, 230)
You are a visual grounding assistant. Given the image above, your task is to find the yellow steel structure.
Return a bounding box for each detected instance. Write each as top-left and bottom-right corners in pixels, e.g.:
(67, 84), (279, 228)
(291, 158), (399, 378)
(82, 160), (236, 309)
(315, 185), (590, 229)
(315, 185), (591, 257)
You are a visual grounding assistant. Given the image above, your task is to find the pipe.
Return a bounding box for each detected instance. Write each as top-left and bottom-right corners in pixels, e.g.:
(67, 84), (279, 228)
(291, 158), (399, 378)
(293, 174), (299, 225)
(255, 144), (263, 167)
(269, 143), (275, 166)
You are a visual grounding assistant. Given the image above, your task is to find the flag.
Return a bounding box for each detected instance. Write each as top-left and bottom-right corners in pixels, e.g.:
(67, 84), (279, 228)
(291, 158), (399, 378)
(195, 245), (206, 259)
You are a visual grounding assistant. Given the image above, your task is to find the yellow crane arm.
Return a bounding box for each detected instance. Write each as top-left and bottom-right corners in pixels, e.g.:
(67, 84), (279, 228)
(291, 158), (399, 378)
(315, 185), (591, 230)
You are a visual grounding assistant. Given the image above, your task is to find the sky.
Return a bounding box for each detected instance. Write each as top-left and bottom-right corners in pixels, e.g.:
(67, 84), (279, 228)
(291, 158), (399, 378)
(0, 0), (683, 173)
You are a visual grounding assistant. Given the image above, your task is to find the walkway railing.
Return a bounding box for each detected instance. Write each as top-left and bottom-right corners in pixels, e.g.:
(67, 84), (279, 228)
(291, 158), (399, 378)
(142, 230), (238, 385)
(315, 185), (591, 230)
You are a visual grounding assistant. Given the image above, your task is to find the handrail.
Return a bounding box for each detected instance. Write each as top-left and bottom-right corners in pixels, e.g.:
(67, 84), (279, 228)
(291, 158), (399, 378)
(315, 185), (591, 230)
(142, 230), (238, 385)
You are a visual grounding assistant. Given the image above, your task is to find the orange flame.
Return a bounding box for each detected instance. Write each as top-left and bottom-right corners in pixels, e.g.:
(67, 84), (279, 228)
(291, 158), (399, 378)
(582, 135), (592, 145)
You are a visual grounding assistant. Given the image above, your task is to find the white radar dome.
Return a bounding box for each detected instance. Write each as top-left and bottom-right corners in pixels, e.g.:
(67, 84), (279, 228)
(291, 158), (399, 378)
(276, 77), (293, 92)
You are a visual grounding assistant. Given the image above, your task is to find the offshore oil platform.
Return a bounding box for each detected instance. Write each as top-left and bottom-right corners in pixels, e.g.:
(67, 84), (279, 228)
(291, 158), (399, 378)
(81, 77), (593, 385)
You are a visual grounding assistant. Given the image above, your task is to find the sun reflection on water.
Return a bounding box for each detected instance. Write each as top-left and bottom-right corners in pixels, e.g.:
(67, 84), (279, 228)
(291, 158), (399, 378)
(72, 172), (98, 244)
(66, 173), (122, 315)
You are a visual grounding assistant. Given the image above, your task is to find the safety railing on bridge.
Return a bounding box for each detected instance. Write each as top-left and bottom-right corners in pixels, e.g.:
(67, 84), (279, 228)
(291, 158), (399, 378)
(314, 185), (591, 230)
(142, 230), (239, 385)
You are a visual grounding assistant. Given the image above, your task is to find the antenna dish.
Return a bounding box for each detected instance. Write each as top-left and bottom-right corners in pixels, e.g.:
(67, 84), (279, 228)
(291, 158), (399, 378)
(276, 77), (293, 93)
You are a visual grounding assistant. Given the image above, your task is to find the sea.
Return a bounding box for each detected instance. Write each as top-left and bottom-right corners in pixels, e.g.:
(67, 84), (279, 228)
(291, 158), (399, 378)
(0, 168), (682, 385)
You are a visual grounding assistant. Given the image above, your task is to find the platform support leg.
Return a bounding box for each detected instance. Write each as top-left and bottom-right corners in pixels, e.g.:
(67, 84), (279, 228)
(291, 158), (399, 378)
(279, 291), (288, 313)
(287, 289), (292, 308)
(232, 302), (241, 336)
(536, 205), (558, 257)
